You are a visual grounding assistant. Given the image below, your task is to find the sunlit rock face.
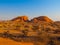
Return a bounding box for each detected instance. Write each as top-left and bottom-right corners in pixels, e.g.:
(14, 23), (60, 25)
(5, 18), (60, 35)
(11, 16), (53, 23)
(31, 16), (53, 23)
(11, 16), (29, 22)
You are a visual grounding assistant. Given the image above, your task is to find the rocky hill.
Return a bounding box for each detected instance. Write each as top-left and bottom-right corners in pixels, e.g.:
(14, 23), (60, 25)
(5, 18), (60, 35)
(31, 16), (53, 23)
(11, 16), (29, 22)
(0, 16), (60, 45)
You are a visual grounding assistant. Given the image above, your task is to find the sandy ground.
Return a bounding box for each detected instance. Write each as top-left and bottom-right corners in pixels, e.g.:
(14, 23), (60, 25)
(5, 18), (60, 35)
(0, 38), (33, 45)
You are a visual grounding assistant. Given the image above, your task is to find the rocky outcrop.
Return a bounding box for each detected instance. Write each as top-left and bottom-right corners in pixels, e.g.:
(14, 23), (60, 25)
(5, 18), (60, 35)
(31, 16), (53, 23)
(11, 16), (28, 22)
(11, 16), (53, 23)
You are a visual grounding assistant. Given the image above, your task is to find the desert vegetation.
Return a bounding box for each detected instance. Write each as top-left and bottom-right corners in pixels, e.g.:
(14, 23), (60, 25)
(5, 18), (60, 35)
(0, 16), (60, 45)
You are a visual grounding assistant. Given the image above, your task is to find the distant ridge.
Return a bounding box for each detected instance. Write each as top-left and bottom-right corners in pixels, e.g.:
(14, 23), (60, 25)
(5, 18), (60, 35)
(31, 16), (53, 23)
(10, 16), (54, 23)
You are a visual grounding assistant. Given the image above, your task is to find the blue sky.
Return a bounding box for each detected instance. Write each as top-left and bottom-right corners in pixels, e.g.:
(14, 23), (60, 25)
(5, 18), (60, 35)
(0, 0), (60, 21)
